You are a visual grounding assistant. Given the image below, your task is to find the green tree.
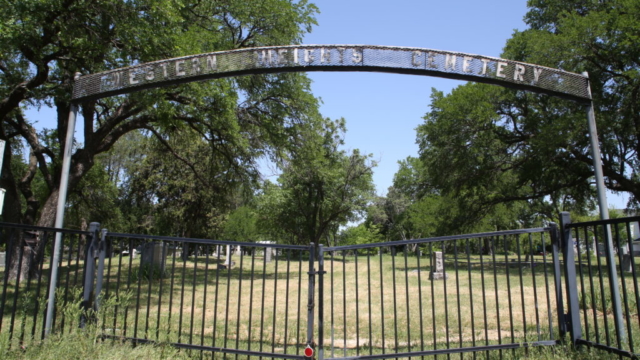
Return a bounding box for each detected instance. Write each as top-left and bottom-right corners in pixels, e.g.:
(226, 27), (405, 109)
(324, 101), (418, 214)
(223, 206), (260, 242)
(416, 0), (640, 227)
(0, 0), (320, 280)
(257, 118), (376, 245)
(0, 0), (319, 227)
(339, 223), (382, 247)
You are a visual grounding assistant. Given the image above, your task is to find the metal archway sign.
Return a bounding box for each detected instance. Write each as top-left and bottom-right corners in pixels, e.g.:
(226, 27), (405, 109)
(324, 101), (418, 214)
(46, 45), (608, 335)
(72, 45), (592, 103)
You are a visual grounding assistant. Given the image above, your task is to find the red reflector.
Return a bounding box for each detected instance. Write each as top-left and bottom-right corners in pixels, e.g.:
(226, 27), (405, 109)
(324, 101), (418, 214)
(304, 346), (314, 357)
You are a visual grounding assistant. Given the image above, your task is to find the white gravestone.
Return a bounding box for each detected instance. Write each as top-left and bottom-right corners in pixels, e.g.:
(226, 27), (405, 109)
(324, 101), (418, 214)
(429, 251), (448, 280)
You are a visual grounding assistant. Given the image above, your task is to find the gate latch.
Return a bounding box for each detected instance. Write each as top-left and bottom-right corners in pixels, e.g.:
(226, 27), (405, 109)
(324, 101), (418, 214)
(304, 344), (314, 358)
(307, 270), (326, 275)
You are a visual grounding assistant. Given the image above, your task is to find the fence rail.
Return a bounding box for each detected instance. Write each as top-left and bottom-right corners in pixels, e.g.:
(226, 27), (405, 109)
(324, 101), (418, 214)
(3, 214), (640, 359)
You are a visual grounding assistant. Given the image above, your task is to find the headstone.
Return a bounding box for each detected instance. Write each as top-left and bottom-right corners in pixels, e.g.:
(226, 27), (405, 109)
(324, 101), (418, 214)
(224, 245), (232, 265)
(257, 241), (275, 263)
(264, 245), (272, 263)
(0, 252), (5, 267)
(597, 243), (606, 257)
(429, 251), (448, 280)
(621, 245), (632, 272)
(141, 241), (167, 275)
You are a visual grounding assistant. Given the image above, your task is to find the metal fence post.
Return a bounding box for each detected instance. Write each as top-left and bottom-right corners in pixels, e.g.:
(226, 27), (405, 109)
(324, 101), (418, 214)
(549, 222), (566, 338)
(559, 212), (582, 346)
(93, 229), (108, 313)
(80, 222), (100, 328)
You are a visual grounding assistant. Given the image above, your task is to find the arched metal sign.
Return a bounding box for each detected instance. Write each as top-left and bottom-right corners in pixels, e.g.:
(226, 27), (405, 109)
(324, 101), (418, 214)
(46, 45), (605, 336)
(71, 45), (591, 103)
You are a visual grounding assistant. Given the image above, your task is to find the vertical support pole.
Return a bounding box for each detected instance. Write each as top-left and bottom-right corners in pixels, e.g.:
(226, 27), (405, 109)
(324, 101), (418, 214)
(549, 222), (566, 338)
(559, 212), (582, 345)
(318, 245), (325, 360)
(80, 222), (100, 328)
(306, 243), (316, 356)
(583, 72), (610, 221)
(584, 73), (627, 343)
(93, 229), (108, 313)
(45, 81), (80, 335)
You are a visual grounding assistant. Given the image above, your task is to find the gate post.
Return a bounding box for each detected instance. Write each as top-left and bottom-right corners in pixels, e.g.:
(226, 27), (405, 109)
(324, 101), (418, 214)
(80, 222), (100, 328)
(317, 245), (325, 360)
(306, 243), (316, 358)
(93, 229), (108, 313)
(549, 222), (566, 338)
(559, 212), (582, 345)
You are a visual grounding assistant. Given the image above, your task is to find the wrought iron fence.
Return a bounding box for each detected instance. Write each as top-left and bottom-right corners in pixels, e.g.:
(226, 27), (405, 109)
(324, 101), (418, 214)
(4, 215), (640, 359)
(0, 222), (92, 347)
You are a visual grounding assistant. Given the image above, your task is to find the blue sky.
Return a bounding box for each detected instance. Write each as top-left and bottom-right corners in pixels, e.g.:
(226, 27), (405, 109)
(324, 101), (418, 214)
(23, 0), (628, 209)
(301, 1), (529, 195)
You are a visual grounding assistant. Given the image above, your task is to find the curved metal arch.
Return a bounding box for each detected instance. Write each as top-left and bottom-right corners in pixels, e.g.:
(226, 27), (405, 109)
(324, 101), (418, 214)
(72, 45), (591, 103)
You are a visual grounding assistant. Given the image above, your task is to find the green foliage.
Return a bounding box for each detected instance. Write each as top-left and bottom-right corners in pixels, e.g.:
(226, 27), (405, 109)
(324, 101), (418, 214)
(416, 83), (592, 227)
(257, 118), (376, 245)
(398, 0), (640, 234)
(367, 152), (539, 242)
(1, 0), (321, 232)
(223, 206), (260, 242)
(339, 223), (382, 247)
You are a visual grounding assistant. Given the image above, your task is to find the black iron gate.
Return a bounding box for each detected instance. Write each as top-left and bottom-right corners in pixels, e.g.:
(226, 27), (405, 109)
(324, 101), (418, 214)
(316, 227), (564, 360)
(559, 212), (640, 359)
(83, 231), (317, 359)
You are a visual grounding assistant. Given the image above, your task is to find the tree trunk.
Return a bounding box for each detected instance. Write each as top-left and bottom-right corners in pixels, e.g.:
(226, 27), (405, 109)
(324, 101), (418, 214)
(36, 188), (59, 228)
(1, 141), (37, 283)
(7, 231), (44, 283)
(483, 238), (493, 255)
(6, 189), (60, 282)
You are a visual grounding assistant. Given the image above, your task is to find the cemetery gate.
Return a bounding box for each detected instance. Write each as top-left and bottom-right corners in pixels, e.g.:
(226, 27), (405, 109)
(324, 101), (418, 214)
(1, 44), (630, 358)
